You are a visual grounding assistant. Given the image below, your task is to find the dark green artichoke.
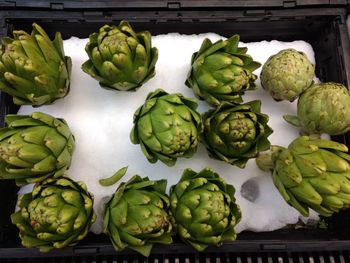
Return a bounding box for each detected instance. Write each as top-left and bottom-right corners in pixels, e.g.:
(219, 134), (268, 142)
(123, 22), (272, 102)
(82, 20), (158, 91)
(169, 168), (241, 252)
(0, 112), (75, 185)
(103, 175), (172, 257)
(0, 23), (71, 106)
(256, 136), (350, 217)
(284, 82), (350, 135)
(201, 100), (273, 168)
(11, 176), (96, 252)
(260, 49), (315, 102)
(186, 35), (261, 106)
(130, 89), (203, 166)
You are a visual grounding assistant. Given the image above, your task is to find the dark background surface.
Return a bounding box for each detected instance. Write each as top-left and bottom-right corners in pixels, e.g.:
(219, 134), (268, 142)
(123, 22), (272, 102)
(0, 0), (350, 260)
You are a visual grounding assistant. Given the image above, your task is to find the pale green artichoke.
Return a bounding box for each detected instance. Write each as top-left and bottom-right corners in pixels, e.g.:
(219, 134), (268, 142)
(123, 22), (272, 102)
(256, 136), (350, 217)
(0, 23), (71, 106)
(103, 175), (172, 257)
(186, 35), (261, 106)
(202, 100), (273, 168)
(284, 82), (350, 135)
(170, 168), (241, 251)
(82, 20), (158, 91)
(0, 112), (75, 185)
(260, 49), (315, 102)
(11, 176), (96, 252)
(130, 89), (203, 166)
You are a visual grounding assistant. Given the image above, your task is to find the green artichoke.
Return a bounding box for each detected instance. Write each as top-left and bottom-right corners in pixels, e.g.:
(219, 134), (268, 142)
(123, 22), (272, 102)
(0, 23), (71, 106)
(0, 112), (75, 185)
(82, 20), (158, 91)
(185, 35), (261, 106)
(260, 49), (315, 102)
(284, 82), (350, 135)
(11, 176), (96, 252)
(130, 89), (203, 166)
(169, 168), (241, 251)
(201, 100), (273, 168)
(103, 175), (172, 257)
(256, 136), (350, 217)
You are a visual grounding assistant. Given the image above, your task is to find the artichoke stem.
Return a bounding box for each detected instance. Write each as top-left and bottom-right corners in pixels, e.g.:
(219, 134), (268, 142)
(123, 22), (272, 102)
(255, 152), (274, 172)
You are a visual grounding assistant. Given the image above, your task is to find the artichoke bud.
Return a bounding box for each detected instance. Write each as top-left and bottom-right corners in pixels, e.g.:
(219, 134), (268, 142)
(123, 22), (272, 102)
(284, 82), (350, 135)
(103, 175), (172, 257)
(0, 112), (75, 185)
(11, 176), (96, 252)
(131, 89), (202, 166)
(186, 34), (261, 105)
(202, 101), (272, 168)
(256, 136), (350, 217)
(260, 49), (315, 102)
(170, 168), (241, 252)
(82, 20), (158, 91)
(0, 23), (71, 106)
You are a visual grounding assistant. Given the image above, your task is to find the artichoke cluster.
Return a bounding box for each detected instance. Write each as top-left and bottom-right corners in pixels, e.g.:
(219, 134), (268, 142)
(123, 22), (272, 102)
(102, 167), (240, 255)
(131, 36), (270, 167)
(0, 25), (90, 252)
(0, 23), (95, 250)
(257, 48), (350, 219)
(2, 20), (350, 257)
(260, 49), (350, 136)
(0, 112), (98, 252)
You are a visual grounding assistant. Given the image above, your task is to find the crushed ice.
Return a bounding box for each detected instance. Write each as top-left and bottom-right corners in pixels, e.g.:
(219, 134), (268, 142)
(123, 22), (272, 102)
(18, 33), (320, 234)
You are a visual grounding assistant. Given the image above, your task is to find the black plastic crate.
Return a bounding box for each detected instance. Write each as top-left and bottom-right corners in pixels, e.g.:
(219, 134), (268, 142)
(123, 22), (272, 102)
(1, 0), (350, 259)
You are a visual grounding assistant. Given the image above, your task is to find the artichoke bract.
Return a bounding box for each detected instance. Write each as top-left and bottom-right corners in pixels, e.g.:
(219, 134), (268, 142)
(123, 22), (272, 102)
(260, 49), (315, 102)
(82, 20), (158, 91)
(284, 82), (350, 135)
(11, 176), (96, 252)
(169, 168), (241, 252)
(103, 175), (172, 257)
(0, 112), (75, 186)
(0, 23), (71, 106)
(202, 100), (273, 168)
(186, 35), (261, 106)
(130, 89), (203, 166)
(256, 136), (350, 217)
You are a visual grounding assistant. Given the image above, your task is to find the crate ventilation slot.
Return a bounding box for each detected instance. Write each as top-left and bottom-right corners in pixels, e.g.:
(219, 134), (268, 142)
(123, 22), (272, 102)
(0, 251), (349, 263)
